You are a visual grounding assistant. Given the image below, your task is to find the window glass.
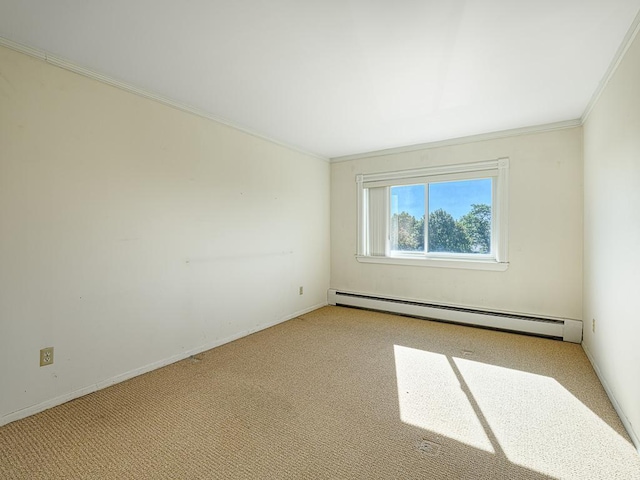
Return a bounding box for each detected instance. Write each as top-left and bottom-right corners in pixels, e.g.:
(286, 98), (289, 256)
(390, 185), (425, 252)
(356, 158), (508, 269)
(428, 178), (492, 254)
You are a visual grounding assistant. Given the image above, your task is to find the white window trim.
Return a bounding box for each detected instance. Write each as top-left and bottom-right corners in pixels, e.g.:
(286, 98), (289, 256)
(356, 158), (509, 271)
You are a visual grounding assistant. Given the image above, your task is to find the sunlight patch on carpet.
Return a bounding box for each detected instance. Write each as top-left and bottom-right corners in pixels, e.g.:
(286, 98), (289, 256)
(393, 344), (494, 453)
(453, 356), (635, 479)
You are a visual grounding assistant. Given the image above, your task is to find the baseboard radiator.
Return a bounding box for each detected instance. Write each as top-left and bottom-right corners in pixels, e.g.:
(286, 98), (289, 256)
(328, 289), (583, 343)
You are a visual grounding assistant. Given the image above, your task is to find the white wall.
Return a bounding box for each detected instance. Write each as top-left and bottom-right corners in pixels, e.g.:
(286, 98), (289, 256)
(331, 128), (583, 320)
(0, 46), (330, 423)
(583, 28), (640, 449)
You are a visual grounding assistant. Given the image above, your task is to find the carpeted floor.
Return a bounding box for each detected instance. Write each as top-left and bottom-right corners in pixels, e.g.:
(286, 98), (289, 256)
(1, 306), (639, 479)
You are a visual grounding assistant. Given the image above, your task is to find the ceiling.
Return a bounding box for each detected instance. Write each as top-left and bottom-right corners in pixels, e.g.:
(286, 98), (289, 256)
(1, 1), (639, 159)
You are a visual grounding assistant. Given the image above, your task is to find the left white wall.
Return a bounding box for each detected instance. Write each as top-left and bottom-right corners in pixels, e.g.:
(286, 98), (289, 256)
(0, 45), (330, 423)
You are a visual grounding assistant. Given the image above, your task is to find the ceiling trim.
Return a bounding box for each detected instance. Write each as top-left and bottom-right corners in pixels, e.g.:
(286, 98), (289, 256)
(330, 119), (582, 163)
(0, 36), (329, 163)
(581, 8), (640, 123)
(0, 36), (45, 60)
(4, 4), (639, 165)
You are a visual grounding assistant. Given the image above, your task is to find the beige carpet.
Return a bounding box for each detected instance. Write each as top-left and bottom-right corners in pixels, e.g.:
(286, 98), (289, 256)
(1, 306), (639, 479)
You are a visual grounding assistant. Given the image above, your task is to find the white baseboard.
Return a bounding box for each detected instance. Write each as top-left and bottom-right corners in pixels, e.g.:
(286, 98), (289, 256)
(0, 302), (326, 427)
(328, 289), (583, 343)
(582, 342), (640, 454)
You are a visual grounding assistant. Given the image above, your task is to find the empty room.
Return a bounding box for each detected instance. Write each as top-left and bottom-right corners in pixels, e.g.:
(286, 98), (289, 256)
(1, 1), (640, 479)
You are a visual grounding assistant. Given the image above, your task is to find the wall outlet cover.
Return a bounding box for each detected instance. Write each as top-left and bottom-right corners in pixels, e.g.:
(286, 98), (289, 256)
(40, 347), (54, 367)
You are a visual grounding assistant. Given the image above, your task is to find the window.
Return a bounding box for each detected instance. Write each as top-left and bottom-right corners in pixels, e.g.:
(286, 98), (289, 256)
(356, 159), (509, 270)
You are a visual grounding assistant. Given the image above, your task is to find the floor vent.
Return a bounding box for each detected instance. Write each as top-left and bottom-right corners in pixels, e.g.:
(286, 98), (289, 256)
(328, 289), (582, 343)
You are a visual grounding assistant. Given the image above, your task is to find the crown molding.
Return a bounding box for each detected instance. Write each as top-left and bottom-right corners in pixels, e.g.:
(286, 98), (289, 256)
(0, 36), (45, 60)
(4, 6), (640, 166)
(330, 119), (582, 163)
(582, 8), (640, 123)
(0, 36), (329, 163)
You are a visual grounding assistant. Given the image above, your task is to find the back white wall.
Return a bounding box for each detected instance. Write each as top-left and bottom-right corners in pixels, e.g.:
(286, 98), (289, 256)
(0, 46), (330, 423)
(331, 128), (583, 320)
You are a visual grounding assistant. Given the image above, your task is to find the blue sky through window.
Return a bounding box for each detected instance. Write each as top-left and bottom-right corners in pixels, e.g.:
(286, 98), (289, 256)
(391, 185), (424, 218)
(391, 178), (492, 220)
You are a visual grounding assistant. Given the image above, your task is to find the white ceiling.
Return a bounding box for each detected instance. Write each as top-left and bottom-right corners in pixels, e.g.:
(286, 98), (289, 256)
(1, 1), (639, 159)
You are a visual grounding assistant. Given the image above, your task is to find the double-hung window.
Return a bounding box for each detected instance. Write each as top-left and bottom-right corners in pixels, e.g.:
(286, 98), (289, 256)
(356, 159), (509, 270)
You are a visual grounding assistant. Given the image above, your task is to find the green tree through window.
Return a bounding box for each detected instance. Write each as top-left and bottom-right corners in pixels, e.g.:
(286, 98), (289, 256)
(459, 204), (491, 253)
(390, 212), (423, 251)
(428, 209), (470, 253)
(390, 203), (491, 254)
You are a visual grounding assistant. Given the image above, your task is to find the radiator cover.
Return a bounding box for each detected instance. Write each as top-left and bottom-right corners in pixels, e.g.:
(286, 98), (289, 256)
(327, 289), (582, 343)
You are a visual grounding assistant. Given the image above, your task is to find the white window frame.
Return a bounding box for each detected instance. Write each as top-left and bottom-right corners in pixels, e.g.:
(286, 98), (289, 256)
(356, 158), (509, 271)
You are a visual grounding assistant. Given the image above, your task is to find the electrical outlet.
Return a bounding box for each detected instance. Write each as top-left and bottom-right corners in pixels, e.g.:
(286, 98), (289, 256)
(40, 347), (54, 367)
(299, 286), (304, 295)
(592, 318), (596, 333)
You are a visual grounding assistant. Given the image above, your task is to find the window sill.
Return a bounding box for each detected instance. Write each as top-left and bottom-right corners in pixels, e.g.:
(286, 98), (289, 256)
(355, 255), (509, 271)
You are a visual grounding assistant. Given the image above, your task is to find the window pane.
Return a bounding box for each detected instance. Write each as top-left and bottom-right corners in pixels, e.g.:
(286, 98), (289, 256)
(428, 178), (492, 254)
(390, 185), (425, 252)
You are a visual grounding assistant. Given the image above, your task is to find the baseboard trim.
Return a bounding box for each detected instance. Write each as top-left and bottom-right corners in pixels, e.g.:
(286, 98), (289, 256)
(0, 302), (326, 427)
(329, 289), (582, 343)
(582, 342), (640, 454)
